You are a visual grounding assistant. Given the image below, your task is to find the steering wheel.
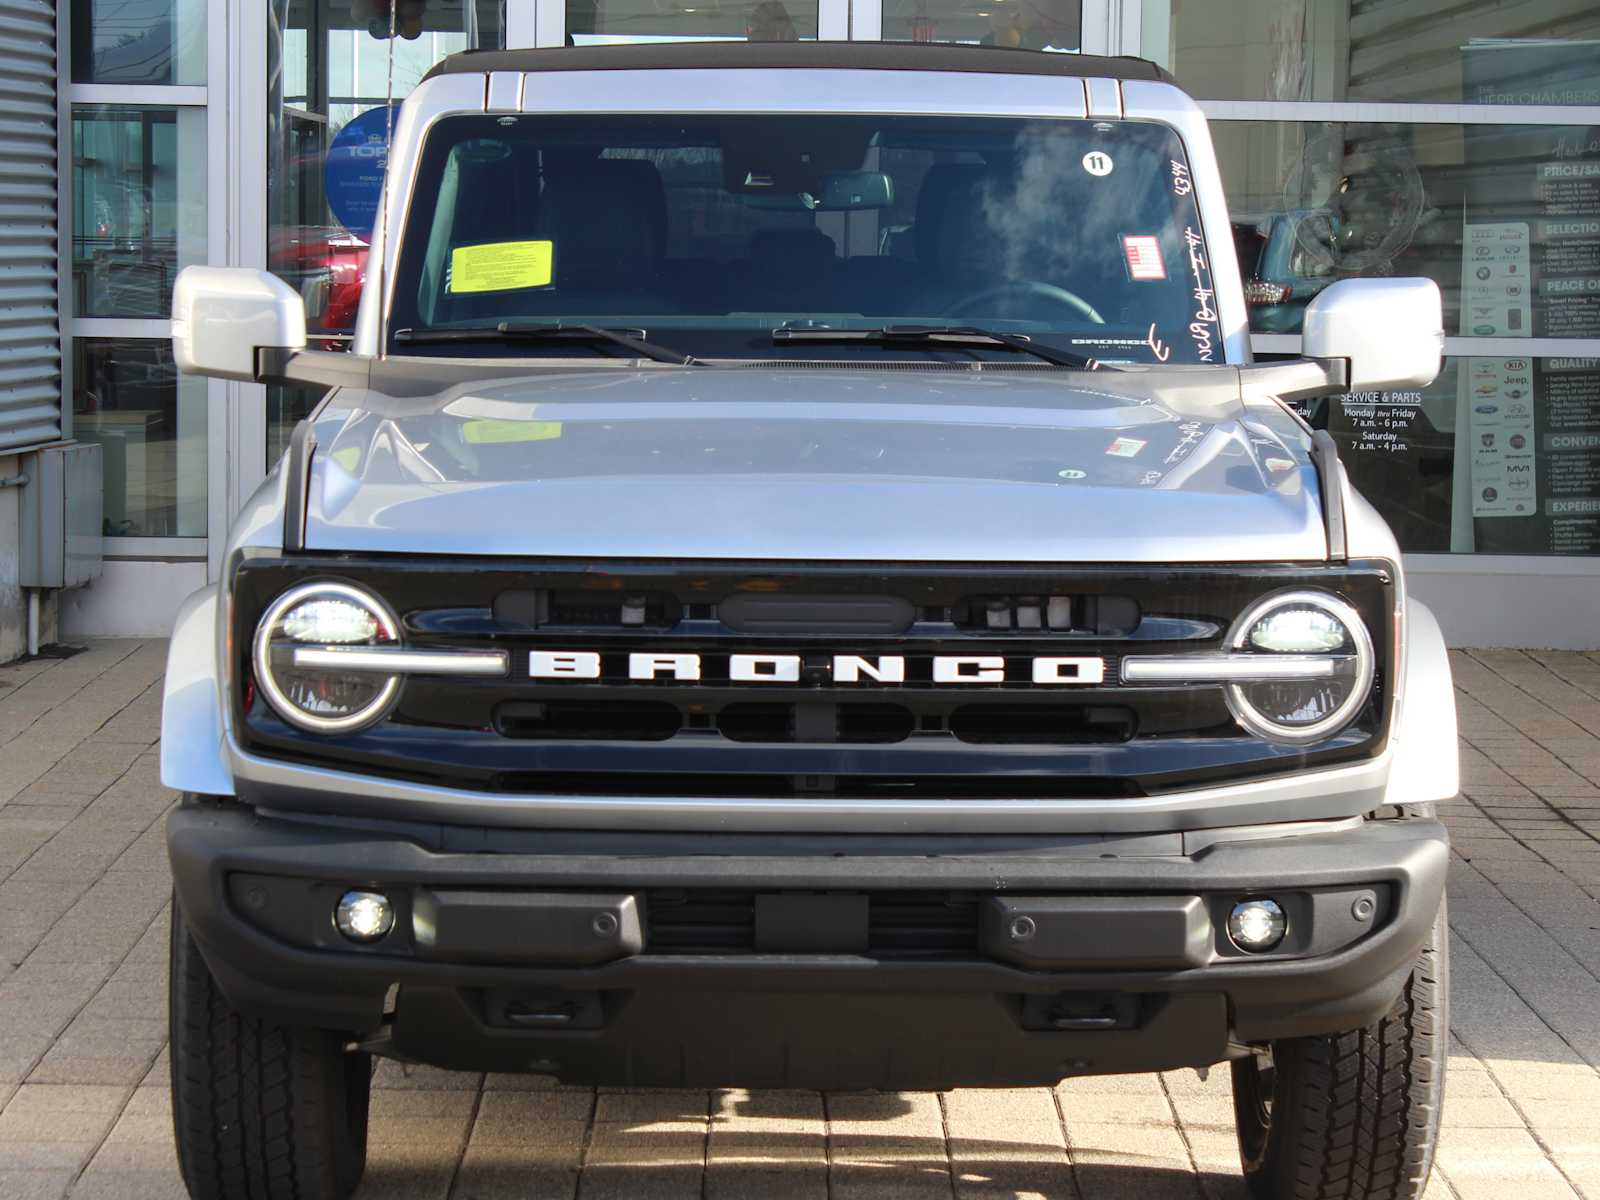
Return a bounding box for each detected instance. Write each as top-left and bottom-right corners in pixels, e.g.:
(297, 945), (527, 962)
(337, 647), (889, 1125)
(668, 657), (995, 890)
(943, 280), (1105, 324)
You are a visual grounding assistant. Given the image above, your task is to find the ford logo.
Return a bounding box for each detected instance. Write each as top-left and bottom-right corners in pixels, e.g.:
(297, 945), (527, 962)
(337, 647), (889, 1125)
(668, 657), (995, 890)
(1475, 405), (1499, 414)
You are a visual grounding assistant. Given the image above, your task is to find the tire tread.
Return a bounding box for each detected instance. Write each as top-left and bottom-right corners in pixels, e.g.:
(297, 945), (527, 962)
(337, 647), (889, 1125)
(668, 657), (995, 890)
(169, 902), (368, 1200)
(1236, 902), (1447, 1200)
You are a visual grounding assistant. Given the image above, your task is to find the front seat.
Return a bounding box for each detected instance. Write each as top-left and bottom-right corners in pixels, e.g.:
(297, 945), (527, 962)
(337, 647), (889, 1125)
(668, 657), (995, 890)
(912, 163), (1013, 310)
(537, 157), (674, 315)
(743, 226), (840, 313)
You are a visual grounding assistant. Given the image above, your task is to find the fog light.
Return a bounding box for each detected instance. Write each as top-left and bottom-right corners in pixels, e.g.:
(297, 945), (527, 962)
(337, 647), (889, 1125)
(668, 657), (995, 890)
(1227, 898), (1287, 952)
(335, 891), (394, 943)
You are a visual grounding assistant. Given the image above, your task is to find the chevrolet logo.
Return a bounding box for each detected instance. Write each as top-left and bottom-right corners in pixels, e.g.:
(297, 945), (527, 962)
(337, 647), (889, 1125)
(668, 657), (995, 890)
(529, 652), (1105, 685)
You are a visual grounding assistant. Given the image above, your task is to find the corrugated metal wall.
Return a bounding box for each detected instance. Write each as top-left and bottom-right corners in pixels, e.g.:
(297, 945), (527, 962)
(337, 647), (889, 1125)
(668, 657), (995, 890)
(0, 0), (61, 453)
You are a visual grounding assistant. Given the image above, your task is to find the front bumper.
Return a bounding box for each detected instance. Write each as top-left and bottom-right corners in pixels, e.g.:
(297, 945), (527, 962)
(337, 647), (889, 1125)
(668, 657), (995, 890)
(168, 802), (1447, 1090)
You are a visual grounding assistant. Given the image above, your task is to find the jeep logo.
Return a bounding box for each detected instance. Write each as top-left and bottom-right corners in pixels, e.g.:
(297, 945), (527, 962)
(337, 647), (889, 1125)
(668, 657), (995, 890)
(529, 652), (1106, 685)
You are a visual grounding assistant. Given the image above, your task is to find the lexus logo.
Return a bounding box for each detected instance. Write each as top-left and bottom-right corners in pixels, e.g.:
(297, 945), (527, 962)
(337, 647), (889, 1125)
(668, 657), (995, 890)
(529, 652), (1106, 686)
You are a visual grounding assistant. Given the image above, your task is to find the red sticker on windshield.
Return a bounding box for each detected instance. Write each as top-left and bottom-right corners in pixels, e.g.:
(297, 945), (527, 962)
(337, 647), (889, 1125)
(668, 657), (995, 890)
(1122, 235), (1166, 281)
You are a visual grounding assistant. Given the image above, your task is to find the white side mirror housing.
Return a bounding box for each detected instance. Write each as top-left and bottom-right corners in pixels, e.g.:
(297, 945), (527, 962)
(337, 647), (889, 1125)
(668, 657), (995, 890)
(1302, 278), (1444, 393)
(172, 267), (307, 382)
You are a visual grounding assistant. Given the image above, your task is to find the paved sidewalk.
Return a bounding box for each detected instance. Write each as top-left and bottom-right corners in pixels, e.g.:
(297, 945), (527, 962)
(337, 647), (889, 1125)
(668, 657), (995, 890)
(2, 641), (1599, 1200)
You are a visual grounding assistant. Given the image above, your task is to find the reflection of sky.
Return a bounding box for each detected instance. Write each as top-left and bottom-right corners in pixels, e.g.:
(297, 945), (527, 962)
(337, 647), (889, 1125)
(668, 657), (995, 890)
(282, 29), (468, 137)
(971, 124), (1205, 343)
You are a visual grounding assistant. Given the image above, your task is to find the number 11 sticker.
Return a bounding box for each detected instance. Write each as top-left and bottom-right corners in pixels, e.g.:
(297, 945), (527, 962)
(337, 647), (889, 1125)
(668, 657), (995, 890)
(1122, 235), (1166, 281)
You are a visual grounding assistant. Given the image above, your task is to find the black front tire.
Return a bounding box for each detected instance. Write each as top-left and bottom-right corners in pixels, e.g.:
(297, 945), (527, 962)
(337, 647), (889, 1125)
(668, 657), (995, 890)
(1232, 900), (1448, 1200)
(169, 900), (371, 1200)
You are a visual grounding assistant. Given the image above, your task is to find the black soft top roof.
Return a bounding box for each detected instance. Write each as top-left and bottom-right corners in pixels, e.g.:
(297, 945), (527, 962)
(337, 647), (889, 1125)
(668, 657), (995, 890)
(422, 41), (1175, 85)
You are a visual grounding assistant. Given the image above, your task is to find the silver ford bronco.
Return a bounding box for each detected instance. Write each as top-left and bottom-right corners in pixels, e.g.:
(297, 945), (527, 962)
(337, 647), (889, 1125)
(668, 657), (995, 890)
(163, 41), (1458, 1200)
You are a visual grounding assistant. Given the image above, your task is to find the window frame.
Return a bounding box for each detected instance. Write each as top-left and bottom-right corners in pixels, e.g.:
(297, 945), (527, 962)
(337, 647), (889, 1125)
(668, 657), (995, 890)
(61, 5), (223, 564)
(1125, 0), (1600, 563)
(1229, 104), (1600, 562)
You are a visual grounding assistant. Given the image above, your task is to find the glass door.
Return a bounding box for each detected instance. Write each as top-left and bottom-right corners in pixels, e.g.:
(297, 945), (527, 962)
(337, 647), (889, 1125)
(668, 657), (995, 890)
(262, 0), (509, 468)
(1133, 0), (1600, 562)
(67, 0), (215, 563)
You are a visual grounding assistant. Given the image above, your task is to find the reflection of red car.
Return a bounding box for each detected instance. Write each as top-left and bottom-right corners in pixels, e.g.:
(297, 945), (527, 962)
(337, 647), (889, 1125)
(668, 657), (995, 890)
(268, 226), (367, 336)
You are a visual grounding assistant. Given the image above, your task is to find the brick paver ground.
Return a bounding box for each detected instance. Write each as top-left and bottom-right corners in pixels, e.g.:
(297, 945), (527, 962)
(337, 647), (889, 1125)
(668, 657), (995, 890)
(2, 640), (1599, 1199)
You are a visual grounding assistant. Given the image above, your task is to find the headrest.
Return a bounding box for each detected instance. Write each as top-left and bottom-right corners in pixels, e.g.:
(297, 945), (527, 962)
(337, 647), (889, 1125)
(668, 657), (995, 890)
(914, 163), (1012, 275)
(541, 159), (669, 278)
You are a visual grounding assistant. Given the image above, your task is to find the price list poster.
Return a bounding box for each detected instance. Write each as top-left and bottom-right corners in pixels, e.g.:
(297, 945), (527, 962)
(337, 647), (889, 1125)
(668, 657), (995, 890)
(1459, 41), (1600, 554)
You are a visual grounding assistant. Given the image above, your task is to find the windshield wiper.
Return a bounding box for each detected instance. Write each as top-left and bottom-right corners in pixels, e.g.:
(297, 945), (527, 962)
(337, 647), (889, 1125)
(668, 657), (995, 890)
(392, 322), (697, 365)
(770, 325), (1100, 369)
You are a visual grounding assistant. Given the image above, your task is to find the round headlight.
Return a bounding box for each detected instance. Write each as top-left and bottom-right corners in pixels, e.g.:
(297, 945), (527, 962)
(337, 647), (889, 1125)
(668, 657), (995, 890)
(1226, 590), (1374, 744)
(252, 582), (401, 734)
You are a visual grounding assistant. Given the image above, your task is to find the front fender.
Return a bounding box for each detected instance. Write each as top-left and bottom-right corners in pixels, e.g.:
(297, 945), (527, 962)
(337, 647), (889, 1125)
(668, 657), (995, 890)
(161, 584), (235, 796)
(1383, 597), (1458, 807)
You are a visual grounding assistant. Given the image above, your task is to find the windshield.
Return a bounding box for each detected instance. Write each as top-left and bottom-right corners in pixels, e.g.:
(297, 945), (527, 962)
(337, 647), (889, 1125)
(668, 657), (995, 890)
(389, 113), (1223, 366)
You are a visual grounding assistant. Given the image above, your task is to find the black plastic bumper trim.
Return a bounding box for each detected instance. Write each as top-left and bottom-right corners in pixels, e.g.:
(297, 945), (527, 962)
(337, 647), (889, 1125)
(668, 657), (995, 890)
(167, 802), (1447, 1080)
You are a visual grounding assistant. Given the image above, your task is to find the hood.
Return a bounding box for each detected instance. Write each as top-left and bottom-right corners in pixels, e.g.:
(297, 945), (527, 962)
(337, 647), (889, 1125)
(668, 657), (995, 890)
(301, 366), (1327, 562)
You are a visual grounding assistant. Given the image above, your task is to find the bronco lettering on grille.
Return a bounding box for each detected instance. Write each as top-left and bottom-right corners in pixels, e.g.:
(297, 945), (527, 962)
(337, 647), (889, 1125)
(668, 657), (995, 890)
(528, 652), (1106, 685)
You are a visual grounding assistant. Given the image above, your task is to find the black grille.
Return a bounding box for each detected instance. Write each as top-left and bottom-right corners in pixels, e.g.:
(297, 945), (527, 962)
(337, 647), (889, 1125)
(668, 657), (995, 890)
(484, 586), (1147, 637)
(495, 700), (1130, 746)
(645, 890), (980, 957)
(234, 555), (1397, 797)
(496, 700), (680, 741)
(948, 703), (1135, 744)
(494, 589), (679, 629)
(950, 593), (1140, 635)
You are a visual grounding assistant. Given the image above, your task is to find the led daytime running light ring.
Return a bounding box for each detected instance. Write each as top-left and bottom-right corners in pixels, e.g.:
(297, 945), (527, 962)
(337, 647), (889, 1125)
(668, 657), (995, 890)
(252, 582), (403, 734)
(1225, 589), (1375, 745)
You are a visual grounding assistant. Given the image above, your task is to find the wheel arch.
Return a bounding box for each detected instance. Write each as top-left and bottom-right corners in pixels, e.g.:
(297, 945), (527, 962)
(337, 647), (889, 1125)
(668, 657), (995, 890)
(1384, 596), (1458, 808)
(161, 584), (235, 796)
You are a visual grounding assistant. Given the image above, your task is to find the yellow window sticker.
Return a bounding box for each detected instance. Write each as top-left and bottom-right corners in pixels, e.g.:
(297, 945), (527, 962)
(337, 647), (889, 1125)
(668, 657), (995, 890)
(461, 419), (563, 445)
(448, 240), (554, 294)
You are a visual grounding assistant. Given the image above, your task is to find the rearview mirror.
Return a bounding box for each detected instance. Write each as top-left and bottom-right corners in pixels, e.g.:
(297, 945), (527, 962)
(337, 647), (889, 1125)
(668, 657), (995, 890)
(743, 171), (897, 212)
(815, 170), (895, 210)
(172, 267), (307, 382)
(1302, 278), (1444, 393)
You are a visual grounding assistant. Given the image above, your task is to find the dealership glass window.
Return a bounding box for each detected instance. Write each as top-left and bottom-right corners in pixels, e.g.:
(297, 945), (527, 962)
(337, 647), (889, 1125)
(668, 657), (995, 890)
(73, 339), (208, 539)
(1327, 356), (1600, 557)
(1215, 120), (1600, 336)
(266, 1), (505, 466)
(1144, 0), (1600, 104)
(71, 106), (207, 320)
(266, 385), (327, 470)
(268, 0), (504, 337)
(882, 0), (1079, 48)
(567, 0), (821, 43)
(70, 0), (207, 85)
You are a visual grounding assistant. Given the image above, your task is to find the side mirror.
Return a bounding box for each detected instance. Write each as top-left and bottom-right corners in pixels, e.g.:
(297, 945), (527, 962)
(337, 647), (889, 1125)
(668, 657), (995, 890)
(172, 267), (307, 382)
(1302, 278), (1444, 392)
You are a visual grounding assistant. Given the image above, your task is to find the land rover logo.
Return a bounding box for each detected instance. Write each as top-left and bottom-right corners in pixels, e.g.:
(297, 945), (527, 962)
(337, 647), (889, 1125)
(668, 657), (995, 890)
(528, 652), (1106, 685)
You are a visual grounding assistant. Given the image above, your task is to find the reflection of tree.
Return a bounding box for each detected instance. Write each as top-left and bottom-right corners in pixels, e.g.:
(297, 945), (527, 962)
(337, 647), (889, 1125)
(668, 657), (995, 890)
(1266, 0), (1310, 102)
(746, 0), (798, 39)
(1282, 127), (1428, 274)
(84, 0), (199, 84)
